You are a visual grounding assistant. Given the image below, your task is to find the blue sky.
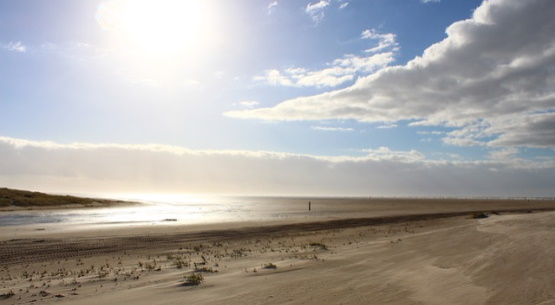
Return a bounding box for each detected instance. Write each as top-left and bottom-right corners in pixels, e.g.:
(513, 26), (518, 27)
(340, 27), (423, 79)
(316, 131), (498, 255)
(1, 0), (554, 197)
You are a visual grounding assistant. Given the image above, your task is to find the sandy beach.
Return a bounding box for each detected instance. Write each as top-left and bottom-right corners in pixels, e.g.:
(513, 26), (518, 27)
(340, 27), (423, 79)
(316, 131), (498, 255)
(1, 198), (555, 305)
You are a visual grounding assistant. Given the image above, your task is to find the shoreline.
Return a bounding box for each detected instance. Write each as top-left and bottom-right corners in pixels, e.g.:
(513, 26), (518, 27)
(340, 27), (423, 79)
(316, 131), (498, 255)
(2, 196), (555, 239)
(1, 208), (554, 267)
(2, 206), (555, 265)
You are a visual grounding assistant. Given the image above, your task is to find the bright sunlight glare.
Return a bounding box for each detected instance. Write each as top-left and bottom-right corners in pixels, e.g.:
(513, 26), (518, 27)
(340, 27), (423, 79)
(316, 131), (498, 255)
(96, 0), (204, 56)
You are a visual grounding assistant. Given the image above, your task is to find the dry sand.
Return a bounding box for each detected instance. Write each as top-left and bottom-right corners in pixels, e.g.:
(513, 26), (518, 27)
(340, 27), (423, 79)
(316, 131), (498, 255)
(1, 198), (555, 304)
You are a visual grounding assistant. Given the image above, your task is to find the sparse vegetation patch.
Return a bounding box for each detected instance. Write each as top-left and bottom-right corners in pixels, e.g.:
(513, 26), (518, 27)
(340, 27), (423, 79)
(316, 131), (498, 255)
(309, 242), (328, 250)
(0, 291), (15, 299)
(194, 267), (218, 273)
(183, 273), (204, 286)
(471, 212), (489, 219)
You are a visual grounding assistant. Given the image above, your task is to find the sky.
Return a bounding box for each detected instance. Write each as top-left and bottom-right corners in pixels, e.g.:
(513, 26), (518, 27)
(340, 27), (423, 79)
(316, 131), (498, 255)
(1, 0), (554, 197)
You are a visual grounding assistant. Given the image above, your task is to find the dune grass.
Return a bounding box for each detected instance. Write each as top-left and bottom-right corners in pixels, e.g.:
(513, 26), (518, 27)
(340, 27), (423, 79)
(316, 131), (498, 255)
(184, 273), (204, 286)
(0, 187), (125, 208)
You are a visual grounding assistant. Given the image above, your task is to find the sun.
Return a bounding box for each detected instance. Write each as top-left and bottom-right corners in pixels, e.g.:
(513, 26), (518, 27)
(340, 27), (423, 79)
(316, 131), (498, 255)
(97, 0), (204, 56)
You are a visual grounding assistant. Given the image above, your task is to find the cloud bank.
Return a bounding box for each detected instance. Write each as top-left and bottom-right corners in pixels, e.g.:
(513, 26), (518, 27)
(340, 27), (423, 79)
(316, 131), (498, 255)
(1, 137), (554, 197)
(229, 0), (555, 149)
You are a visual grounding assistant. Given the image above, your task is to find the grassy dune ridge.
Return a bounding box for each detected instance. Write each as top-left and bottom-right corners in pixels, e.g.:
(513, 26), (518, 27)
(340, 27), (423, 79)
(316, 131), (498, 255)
(0, 187), (128, 208)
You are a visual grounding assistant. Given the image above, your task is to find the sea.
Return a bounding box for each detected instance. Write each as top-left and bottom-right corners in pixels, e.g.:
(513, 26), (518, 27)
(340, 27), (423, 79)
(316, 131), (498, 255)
(0, 194), (322, 227)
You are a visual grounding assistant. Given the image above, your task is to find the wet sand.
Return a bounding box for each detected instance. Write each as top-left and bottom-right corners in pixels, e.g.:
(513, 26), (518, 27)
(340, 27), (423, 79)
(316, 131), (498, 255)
(1, 198), (555, 304)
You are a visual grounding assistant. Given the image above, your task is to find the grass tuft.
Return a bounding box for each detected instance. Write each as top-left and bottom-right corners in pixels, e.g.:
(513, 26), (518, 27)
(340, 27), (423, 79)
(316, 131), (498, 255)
(183, 273), (204, 286)
(471, 212), (489, 219)
(0, 291), (15, 299)
(309, 242), (328, 250)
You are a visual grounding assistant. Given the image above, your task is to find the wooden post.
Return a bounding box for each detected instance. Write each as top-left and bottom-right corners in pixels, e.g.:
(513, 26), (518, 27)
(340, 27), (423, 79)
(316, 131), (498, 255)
(309, 201), (311, 211)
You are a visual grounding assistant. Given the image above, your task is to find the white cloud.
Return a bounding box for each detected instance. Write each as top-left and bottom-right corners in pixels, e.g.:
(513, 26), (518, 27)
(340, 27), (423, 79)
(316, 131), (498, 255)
(442, 120), (492, 147)
(377, 123), (398, 129)
(1, 136), (554, 196)
(254, 66), (353, 88)
(417, 131), (445, 135)
(254, 67), (354, 88)
(231, 0), (555, 149)
(254, 69), (295, 86)
(361, 29), (399, 53)
(305, 0), (349, 22)
(421, 0), (441, 3)
(306, 0), (330, 23)
(253, 29), (397, 88)
(361, 147), (426, 163)
(488, 147), (519, 161)
(488, 112), (555, 148)
(332, 52), (396, 73)
(239, 100), (260, 108)
(306, 0), (329, 11)
(268, 1), (278, 14)
(1, 41), (27, 52)
(311, 126), (354, 132)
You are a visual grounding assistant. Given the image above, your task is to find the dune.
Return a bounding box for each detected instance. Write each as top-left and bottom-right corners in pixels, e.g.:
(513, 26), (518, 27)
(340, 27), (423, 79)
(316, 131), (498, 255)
(0, 187), (134, 211)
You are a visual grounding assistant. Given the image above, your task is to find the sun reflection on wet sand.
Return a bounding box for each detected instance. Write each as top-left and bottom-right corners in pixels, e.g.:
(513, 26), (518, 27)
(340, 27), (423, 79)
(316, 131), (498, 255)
(0, 194), (266, 228)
